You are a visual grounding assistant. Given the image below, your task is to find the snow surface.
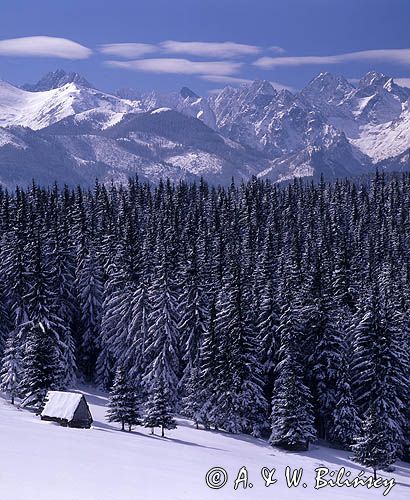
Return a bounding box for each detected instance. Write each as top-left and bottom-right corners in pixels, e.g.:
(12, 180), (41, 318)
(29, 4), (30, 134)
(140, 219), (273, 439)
(1, 71), (410, 186)
(167, 151), (224, 174)
(350, 104), (410, 161)
(0, 80), (141, 130)
(0, 129), (27, 150)
(41, 391), (83, 421)
(150, 107), (172, 114)
(1, 388), (409, 500)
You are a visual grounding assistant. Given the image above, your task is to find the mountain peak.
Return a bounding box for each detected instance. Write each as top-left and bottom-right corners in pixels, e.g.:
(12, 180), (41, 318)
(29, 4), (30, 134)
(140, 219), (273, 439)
(22, 69), (92, 92)
(307, 71), (352, 89)
(301, 72), (354, 106)
(248, 80), (276, 95)
(315, 71), (337, 81)
(359, 71), (389, 88)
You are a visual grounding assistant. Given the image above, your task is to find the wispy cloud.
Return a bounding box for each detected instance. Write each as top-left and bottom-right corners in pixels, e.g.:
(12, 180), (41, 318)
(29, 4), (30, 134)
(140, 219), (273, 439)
(201, 74), (293, 91)
(270, 46), (286, 54)
(254, 48), (410, 69)
(106, 58), (242, 75)
(396, 78), (410, 88)
(160, 41), (261, 58)
(201, 74), (254, 85)
(99, 43), (157, 58)
(208, 88), (224, 95)
(0, 36), (92, 59)
(98, 40), (263, 59)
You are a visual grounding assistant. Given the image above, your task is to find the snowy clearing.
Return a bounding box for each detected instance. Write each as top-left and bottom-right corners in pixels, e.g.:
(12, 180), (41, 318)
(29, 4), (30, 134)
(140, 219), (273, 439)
(1, 388), (409, 500)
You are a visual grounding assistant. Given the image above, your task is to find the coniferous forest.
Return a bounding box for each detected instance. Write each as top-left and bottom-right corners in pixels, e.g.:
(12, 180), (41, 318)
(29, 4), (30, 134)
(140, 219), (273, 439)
(0, 173), (409, 470)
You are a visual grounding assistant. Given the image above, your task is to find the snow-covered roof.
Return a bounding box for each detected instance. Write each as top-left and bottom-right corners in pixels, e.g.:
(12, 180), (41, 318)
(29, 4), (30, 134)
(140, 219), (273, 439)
(41, 391), (84, 421)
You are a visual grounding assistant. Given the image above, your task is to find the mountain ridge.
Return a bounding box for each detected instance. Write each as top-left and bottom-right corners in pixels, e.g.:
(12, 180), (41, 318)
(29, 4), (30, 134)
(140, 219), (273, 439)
(0, 69), (409, 187)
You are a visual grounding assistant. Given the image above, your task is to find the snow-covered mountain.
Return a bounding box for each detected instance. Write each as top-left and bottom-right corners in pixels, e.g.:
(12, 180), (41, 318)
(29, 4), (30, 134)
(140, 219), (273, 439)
(117, 86), (217, 129)
(0, 69), (410, 187)
(21, 69), (93, 92)
(300, 71), (410, 162)
(0, 79), (141, 130)
(210, 78), (371, 180)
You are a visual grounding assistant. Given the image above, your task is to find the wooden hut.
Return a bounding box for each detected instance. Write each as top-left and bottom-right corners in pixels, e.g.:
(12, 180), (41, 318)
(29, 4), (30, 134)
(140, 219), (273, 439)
(41, 391), (93, 429)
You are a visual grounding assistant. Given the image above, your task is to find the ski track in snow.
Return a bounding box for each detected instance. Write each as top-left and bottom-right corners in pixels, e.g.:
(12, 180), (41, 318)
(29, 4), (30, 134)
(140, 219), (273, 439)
(1, 388), (409, 500)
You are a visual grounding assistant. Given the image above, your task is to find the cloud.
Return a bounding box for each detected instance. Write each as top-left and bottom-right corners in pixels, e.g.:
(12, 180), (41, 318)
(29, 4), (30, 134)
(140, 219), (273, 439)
(0, 36), (91, 59)
(200, 74), (293, 91)
(106, 58), (242, 75)
(99, 43), (157, 58)
(270, 80), (293, 91)
(395, 78), (410, 88)
(270, 46), (286, 54)
(208, 88), (224, 95)
(254, 48), (410, 69)
(201, 74), (254, 85)
(160, 41), (261, 58)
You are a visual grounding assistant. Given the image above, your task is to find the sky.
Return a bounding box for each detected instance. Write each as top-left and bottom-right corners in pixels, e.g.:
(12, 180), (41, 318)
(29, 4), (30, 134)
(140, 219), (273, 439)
(1, 0), (410, 95)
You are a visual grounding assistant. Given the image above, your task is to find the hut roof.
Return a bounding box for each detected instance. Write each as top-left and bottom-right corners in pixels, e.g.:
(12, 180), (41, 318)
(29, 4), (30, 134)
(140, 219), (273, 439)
(41, 391), (84, 421)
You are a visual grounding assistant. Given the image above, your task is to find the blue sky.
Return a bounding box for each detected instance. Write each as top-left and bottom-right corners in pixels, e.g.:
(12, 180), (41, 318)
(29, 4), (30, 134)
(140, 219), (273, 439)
(1, 0), (410, 94)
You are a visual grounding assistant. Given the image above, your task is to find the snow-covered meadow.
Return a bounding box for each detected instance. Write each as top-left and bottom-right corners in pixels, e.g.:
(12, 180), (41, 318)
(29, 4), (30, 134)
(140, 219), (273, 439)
(1, 388), (409, 500)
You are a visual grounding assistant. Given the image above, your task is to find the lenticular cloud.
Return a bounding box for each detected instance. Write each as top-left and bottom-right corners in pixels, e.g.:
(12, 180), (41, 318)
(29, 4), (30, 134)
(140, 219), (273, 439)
(0, 36), (92, 59)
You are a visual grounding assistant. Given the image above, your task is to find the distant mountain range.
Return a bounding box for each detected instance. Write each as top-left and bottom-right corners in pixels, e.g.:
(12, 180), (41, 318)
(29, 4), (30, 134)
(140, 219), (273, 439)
(0, 69), (409, 188)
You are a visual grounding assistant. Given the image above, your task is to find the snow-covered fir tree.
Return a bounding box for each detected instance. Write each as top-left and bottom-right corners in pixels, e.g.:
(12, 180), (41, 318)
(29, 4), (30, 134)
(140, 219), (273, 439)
(20, 322), (61, 408)
(77, 249), (103, 379)
(107, 368), (141, 432)
(0, 174), (408, 455)
(144, 375), (177, 437)
(0, 331), (21, 404)
(143, 228), (180, 403)
(329, 352), (360, 449)
(352, 394), (397, 479)
(211, 244), (267, 436)
(182, 366), (202, 428)
(270, 269), (317, 451)
(97, 261), (133, 388)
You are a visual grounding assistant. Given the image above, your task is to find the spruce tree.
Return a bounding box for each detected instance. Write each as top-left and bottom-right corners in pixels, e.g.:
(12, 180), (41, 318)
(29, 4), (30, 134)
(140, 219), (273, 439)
(270, 286), (316, 450)
(77, 249), (103, 379)
(352, 395), (397, 479)
(307, 292), (344, 440)
(329, 354), (360, 449)
(107, 368), (141, 432)
(182, 366), (202, 428)
(20, 322), (61, 408)
(212, 250), (267, 436)
(143, 229), (180, 401)
(144, 376), (177, 437)
(98, 262), (132, 388)
(0, 332), (21, 404)
(194, 297), (218, 429)
(178, 238), (208, 388)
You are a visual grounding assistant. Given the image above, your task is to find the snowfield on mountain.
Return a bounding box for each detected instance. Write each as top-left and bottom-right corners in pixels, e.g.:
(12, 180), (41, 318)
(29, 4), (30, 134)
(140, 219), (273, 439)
(0, 80), (141, 130)
(0, 69), (410, 187)
(1, 390), (409, 500)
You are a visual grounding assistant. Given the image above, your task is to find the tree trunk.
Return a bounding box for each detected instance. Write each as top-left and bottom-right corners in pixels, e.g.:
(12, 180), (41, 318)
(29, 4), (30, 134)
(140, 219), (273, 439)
(196, 422), (199, 430)
(373, 469), (377, 481)
(151, 427), (154, 435)
(121, 419), (125, 431)
(11, 395), (14, 405)
(161, 425), (165, 437)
